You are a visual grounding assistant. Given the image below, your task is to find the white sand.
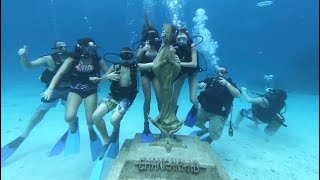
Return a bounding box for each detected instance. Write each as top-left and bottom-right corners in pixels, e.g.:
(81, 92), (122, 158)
(1, 82), (319, 180)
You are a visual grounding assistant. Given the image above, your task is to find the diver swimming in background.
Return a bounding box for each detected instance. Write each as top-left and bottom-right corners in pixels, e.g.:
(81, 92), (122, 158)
(234, 87), (287, 141)
(264, 74), (274, 90)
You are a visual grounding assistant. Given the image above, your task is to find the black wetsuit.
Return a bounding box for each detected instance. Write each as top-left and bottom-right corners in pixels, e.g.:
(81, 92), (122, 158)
(69, 55), (101, 98)
(109, 63), (138, 104)
(251, 94), (286, 123)
(40, 52), (70, 87)
(198, 77), (239, 117)
(175, 44), (200, 79)
(40, 52), (71, 103)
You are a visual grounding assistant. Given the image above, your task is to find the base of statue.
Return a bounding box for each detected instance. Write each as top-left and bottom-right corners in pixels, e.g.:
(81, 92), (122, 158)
(102, 133), (231, 180)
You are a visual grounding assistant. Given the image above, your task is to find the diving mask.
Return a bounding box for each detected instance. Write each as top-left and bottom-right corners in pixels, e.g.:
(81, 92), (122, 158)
(147, 31), (159, 41)
(177, 36), (188, 45)
(120, 51), (134, 61)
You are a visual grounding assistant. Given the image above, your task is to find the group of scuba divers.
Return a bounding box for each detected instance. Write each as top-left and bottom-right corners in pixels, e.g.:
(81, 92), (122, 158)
(1, 22), (288, 165)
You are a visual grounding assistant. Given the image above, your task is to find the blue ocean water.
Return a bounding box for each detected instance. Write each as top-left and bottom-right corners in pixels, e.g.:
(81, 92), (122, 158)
(1, 0), (319, 179)
(1, 0), (319, 92)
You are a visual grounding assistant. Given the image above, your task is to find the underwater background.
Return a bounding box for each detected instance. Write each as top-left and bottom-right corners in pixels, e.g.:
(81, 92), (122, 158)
(1, 0), (319, 180)
(1, 0), (319, 92)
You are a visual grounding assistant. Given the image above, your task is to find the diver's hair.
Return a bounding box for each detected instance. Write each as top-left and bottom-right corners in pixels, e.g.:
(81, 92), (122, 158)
(77, 37), (96, 47)
(72, 37), (98, 59)
(141, 26), (159, 42)
(268, 89), (287, 101)
(177, 28), (190, 38)
(121, 47), (132, 53)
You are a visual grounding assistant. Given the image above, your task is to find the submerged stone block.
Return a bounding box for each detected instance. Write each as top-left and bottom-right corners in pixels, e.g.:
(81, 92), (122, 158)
(103, 133), (231, 180)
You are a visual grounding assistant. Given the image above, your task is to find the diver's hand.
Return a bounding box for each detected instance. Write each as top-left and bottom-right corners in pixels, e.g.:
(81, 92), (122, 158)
(174, 55), (180, 63)
(199, 82), (207, 89)
(142, 41), (150, 51)
(41, 88), (53, 100)
(18, 46), (28, 58)
(107, 72), (120, 81)
(169, 45), (177, 53)
(217, 77), (230, 87)
(89, 77), (100, 83)
(241, 87), (247, 92)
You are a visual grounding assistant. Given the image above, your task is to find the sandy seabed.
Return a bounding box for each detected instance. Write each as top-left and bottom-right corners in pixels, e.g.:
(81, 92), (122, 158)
(1, 83), (319, 180)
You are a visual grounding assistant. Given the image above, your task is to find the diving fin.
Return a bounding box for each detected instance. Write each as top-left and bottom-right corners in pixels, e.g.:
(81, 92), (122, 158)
(97, 130), (120, 160)
(184, 106), (198, 128)
(140, 133), (154, 143)
(140, 122), (154, 143)
(48, 130), (68, 157)
(189, 130), (201, 137)
(89, 128), (102, 161)
(1, 136), (25, 165)
(90, 132), (119, 180)
(64, 118), (80, 155)
(189, 130), (207, 137)
(200, 135), (213, 143)
(107, 140), (119, 159)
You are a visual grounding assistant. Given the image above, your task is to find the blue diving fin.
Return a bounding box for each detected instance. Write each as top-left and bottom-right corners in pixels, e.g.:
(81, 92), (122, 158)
(184, 106), (198, 128)
(200, 135), (213, 143)
(89, 128), (102, 161)
(90, 131), (119, 180)
(48, 130), (68, 157)
(1, 136), (25, 165)
(64, 118), (80, 155)
(189, 130), (202, 137)
(140, 122), (154, 143)
(140, 133), (154, 143)
(106, 137), (119, 159)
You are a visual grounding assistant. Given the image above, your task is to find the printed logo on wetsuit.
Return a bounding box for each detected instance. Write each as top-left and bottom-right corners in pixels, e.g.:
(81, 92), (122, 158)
(75, 63), (94, 73)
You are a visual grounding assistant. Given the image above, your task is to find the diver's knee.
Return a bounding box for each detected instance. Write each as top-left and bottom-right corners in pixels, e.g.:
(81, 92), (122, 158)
(209, 129), (222, 141)
(65, 114), (76, 123)
(111, 115), (121, 126)
(92, 112), (102, 124)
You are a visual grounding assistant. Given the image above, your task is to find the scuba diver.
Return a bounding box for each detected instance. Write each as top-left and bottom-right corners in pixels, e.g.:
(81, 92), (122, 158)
(190, 66), (241, 144)
(234, 87), (287, 141)
(91, 47), (154, 160)
(42, 38), (109, 161)
(169, 27), (200, 127)
(136, 12), (162, 143)
(1, 41), (71, 165)
(264, 74), (274, 90)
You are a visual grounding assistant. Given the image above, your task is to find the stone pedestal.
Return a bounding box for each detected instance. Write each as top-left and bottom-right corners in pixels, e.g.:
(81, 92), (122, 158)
(103, 133), (231, 180)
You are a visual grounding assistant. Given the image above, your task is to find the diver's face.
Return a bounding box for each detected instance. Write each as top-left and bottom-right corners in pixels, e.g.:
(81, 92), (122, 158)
(176, 32), (188, 45)
(56, 46), (68, 54)
(120, 51), (134, 65)
(54, 42), (68, 54)
(215, 67), (228, 78)
(120, 51), (133, 61)
(82, 42), (97, 55)
(147, 30), (158, 40)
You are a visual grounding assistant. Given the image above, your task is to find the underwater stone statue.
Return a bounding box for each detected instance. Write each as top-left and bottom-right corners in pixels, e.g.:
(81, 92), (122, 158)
(148, 24), (187, 153)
